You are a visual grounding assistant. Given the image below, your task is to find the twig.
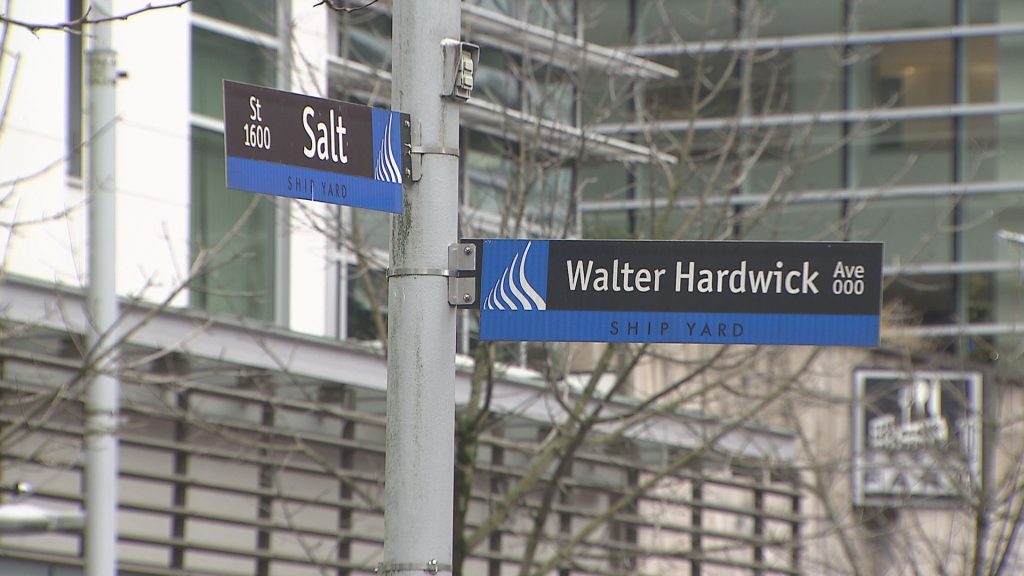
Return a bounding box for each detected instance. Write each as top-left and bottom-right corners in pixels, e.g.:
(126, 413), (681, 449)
(0, 1), (192, 33)
(314, 0), (381, 14)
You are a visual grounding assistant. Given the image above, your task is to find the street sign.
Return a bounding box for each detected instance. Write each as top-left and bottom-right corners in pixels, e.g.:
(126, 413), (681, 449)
(223, 80), (409, 213)
(469, 239), (883, 346)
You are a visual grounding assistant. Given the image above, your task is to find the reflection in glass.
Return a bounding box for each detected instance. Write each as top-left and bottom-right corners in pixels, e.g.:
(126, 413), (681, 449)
(191, 27), (275, 119)
(190, 129), (276, 321)
(193, 0), (277, 35)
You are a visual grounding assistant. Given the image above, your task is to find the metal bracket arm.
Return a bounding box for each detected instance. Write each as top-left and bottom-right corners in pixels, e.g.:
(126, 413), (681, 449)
(407, 120), (460, 182)
(387, 267), (451, 278)
(447, 242), (477, 306)
(385, 243), (477, 306)
(376, 559), (451, 575)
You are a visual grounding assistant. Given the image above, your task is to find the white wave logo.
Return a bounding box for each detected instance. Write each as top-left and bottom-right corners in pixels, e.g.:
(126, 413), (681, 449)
(484, 241), (547, 311)
(374, 116), (402, 184)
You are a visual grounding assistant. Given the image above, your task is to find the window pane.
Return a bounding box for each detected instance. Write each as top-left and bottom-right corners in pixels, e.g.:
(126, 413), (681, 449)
(524, 0), (574, 31)
(190, 128), (275, 321)
(850, 0), (953, 31)
(351, 210), (390, 252)
(475, 0), (574, 31)
(464, 130), (513, 216)
(967, 37), (997, 103)
(789, 48), (842, 113)
(582, 0), (632, 45)
(852, 118), (953, 186)
(579, 162), (633, 203)
(346, 264), (387, 340)
(744, 125), (843, 193)
(850, 198), (954, 265)
(871, 41), (955, 108)
(642, 53), (738, 119)
(193, 0), (276, 35)
(524, 64), (574, 123)
(742, 203), (843, 241)
(965, 115), (999, 182)
(527, 163), (574, 233)
(962, 201), (1024, 336)
(191, 27), (275, 119)
(334, 7), (391, 68)
(759, 0), (841, 36)
(66, 0), (83, 178)
(969, 0), (998, 24)
(965, 272), (995, 324)
(637, 0), (736, 43)
(884, 273), (956, 328)
(475, 49), (520, 111)
(582, 211), (633, 239)
(642, 48), (802, 121)
(634, 206), (704, 240)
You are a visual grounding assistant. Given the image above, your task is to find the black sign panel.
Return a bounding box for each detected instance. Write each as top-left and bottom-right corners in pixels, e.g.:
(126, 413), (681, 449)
(224, 80), (374, 175)
(545, 240), (881, 315)
(223, 80), (409, 213)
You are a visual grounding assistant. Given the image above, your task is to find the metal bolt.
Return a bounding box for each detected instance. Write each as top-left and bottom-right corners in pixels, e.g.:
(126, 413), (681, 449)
(463, 245), (473, 255)
(5, 481), (33, 496)
(428, 559), (439, 574)
(462, 293), (472, 303)
(403, 119), (411, 128)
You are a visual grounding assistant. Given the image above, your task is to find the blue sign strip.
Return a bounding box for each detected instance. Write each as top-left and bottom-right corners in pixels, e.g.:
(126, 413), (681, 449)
(478, 311), (880, 346)
(226, 156), (403, 214)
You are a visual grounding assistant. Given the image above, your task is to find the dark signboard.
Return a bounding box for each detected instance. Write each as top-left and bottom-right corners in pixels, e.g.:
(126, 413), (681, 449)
(852, 369), (983, 507)
(223, 80), (409, 213)
(470, 239), (883, 346)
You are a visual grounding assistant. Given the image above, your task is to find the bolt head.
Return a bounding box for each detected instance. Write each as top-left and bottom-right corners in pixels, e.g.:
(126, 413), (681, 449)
(462, 293), (472, 302)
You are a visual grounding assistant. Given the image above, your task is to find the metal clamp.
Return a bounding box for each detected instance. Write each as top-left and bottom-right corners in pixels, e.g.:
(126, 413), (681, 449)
(410, 145), (460, 158)
(407, 121), (461, 182)
(385, 244), (477, 307)
(448, 242), (477, 306)
(387, 267), (451, 278)
(376, 559), (450, 575)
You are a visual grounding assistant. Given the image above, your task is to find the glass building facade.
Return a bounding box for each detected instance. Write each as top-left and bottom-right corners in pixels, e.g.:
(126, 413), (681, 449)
(317, 0), (1024, 370)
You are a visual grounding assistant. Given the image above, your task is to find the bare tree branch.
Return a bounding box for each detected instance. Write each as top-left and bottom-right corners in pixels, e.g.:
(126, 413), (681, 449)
(0, 1), (192, 33)
(314, 0), (380, 14)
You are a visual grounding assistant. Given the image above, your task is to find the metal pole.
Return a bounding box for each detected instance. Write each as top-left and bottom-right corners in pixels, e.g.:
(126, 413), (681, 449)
(274, 0), (292, 327)
(385, 1), (460, 574)
(85, 0), (120, 574)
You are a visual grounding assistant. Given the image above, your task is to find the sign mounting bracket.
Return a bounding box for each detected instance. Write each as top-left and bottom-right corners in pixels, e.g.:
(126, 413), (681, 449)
(408, 119), (460, 183)
(447, 242), (477, 306)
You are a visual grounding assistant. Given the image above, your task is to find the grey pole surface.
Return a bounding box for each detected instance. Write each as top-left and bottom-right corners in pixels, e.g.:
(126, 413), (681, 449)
(385, 1), (460, 574)
(85, 0), (120, 574)
(274, 0), (292, 327)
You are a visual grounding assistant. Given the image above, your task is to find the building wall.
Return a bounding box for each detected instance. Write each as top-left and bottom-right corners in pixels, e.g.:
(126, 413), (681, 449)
(0, 300), (801, 575)
(0, 3), (84, 288)
(0, 2), (338, 333)
(113, 0), (191, 306)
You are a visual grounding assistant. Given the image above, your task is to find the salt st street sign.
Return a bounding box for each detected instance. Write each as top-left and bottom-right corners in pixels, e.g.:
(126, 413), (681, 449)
(469, 239), (884, 346)
(223, 80), (409, 214)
